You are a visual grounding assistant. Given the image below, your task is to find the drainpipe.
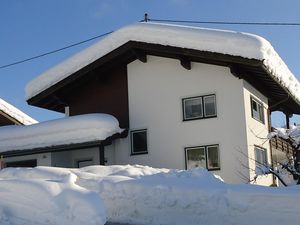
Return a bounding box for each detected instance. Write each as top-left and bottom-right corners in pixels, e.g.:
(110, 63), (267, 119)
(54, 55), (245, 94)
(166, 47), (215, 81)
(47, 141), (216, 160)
(99, 145), (105, 165)
(267, 107), (276, 186)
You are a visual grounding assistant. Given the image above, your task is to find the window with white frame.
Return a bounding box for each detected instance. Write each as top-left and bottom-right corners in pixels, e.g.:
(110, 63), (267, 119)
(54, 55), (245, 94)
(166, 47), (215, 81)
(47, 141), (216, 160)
(182, 94), (216, 121)
(185, 145), (220, 170)
(251, 96), (264, 123)
(131, 129), (148, 155)
(254, 146), (267, 167)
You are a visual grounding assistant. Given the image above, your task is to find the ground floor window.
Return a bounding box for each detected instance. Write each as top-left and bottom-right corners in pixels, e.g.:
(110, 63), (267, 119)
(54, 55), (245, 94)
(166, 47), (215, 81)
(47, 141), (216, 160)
(76, 159), (93, 168)
(131, 129), (148, 155)
(5, 159), (37, 168)
(185, 145), (220, 170)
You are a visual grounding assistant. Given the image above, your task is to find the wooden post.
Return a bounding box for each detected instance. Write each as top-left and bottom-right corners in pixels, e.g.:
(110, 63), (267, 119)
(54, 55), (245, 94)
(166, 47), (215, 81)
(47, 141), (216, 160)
(285, 113), (290, 129)
(267, 108), (276, 186)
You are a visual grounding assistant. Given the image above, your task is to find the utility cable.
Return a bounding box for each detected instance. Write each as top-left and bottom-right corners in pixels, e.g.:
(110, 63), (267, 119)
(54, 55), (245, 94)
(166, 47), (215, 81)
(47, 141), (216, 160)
(0, 31), (113, 70)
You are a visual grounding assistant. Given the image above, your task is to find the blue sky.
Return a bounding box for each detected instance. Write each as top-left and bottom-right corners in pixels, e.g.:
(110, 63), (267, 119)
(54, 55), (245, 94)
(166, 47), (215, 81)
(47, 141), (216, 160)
(1, 0), (300, 127)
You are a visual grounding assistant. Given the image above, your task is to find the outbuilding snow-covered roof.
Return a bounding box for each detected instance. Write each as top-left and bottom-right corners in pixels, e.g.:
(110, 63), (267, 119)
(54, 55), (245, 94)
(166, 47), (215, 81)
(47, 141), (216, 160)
(0, 98), (37, 125)
(0, 113), (123, 153)
(26, 22), (300, 104)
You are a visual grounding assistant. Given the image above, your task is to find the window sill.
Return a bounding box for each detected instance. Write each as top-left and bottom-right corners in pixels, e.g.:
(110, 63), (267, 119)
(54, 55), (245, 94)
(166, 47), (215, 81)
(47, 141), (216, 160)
(208, 167), (221, 171)
(183, 115), (217, 122)
(131, 152), (148, 156)
(252, 117), (265, 125)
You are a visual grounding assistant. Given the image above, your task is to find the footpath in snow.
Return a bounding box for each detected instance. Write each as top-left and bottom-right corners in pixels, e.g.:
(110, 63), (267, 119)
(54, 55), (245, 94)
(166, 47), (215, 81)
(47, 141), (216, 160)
(0, 165), (300, 225)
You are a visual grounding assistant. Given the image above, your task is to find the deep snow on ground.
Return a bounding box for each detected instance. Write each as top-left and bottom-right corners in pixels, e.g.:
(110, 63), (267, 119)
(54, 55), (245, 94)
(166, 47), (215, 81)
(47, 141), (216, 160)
(1, 165), (300, 225)
(0, 168), (106, 225)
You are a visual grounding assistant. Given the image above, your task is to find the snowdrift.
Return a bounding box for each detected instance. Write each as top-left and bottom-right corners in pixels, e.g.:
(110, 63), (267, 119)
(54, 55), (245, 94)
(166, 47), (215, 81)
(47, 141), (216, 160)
(0, 168), (106, 225)
(1, 165), (300, 225)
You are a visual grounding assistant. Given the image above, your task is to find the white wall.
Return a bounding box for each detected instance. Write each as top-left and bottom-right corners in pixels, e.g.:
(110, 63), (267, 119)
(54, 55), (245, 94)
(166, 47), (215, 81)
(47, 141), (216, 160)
(114, 55), (250, 184)
(242, 80), (273, 186)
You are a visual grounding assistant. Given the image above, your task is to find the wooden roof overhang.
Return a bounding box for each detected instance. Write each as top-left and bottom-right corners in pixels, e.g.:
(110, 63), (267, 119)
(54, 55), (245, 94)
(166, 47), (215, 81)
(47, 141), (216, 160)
(0, 110), (22, 125)
(27, 41), (300, 115)
(1, 130), (128, 158)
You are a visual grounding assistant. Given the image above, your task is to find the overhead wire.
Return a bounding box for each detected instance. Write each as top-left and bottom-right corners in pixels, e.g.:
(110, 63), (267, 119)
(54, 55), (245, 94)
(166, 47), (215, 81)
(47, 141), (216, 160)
(0, 31), (113, 70)
(2, 15), (300, 70)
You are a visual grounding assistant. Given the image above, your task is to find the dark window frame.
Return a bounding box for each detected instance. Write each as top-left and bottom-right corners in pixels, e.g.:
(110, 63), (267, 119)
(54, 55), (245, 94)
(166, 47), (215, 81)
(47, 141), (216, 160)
(130, 129), (148, 156)
(184, 144), (220, 171)
(182, 94), (217, 121)
(5, 159), (37, 168)
(250, 96), (265, 124)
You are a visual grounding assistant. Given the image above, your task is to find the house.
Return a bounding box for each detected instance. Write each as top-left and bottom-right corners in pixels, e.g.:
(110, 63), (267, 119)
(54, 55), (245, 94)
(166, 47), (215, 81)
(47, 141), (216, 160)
(0, 98), (37, 126)
(1, 22), (300, 185)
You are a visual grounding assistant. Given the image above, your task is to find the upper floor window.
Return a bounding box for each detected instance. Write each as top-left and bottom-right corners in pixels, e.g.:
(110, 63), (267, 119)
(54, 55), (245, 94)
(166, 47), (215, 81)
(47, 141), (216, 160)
(185, 145), (220, 171)
(183, 94), (216, 121)
(251, 96), (264, 124)
(131, 129), (148, 155)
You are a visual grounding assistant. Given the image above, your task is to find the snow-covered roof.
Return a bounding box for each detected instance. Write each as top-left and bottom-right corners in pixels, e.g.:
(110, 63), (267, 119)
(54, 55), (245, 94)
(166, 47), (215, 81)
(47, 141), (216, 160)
(0, 113), (123, 152)
(0, 98), (37, 125)
(26, 22), (300, 104)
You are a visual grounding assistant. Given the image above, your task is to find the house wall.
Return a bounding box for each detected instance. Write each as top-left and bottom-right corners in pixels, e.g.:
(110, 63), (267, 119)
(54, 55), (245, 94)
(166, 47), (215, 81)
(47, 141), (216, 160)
(51, 147), (100, 168)
(4, 152), (51, 166)
(242, 80), (273, 186)
(65, 65), (129, 128)
(114, 55), (250, 184)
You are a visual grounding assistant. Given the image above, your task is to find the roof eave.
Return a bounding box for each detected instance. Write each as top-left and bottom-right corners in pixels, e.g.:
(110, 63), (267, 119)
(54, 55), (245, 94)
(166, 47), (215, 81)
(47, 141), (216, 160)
(26, 41), (300, 114)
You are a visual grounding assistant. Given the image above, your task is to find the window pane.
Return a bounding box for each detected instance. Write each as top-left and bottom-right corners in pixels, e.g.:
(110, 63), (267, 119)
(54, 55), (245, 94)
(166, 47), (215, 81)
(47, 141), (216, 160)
(251, 98), (264, 123)
(132, 130), (147, 154)
(186, 147), (206, 169)
(207, 146), (220, 169)
(204, 95), (216, 117)
(258, 104), (264, 123)
(255, 147), (267, 166)
(184, 97), (203, 119)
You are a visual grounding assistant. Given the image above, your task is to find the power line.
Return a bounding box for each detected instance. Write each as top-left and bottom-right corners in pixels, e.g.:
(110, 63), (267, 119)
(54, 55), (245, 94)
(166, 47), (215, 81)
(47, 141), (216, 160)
(147, 18), (300, 26)
(0, 30), (113, 70)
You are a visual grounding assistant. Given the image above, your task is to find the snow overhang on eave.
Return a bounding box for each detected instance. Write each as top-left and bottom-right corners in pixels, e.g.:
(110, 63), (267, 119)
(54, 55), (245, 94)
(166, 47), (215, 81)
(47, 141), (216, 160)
(27, 41), (300, 115)
(1, 131), (128, 158)
(0, 113), (126, 157)
(26, 23), (300, 114)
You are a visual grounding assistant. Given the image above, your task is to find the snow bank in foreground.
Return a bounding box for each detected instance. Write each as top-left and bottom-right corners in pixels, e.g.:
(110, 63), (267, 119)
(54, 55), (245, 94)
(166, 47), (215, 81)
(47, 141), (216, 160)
(0, 113), (123, 152)
(0, 98), (37, 125)
(0, 168), (106, 225)
(1, 165), (300, 225)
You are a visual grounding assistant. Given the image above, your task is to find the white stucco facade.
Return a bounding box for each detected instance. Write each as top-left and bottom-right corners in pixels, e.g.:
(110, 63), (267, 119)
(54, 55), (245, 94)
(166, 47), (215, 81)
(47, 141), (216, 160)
(111, 55), (272, 184)
(3, 55), (273, 186)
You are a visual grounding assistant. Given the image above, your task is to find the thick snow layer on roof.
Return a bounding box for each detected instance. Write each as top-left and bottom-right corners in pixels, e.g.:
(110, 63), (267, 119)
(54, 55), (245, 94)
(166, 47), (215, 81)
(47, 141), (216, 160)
(1, 165), (300, 225)
(26, 22), (300, 103)
(0, 98), (37, 125)
(0, 169), (106, 225)
(0, 113), (123, 152)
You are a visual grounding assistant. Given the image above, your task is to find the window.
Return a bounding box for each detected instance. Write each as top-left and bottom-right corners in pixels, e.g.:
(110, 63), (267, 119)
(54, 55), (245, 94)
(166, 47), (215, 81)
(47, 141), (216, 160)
(251, 97), (264, 123)
(131, 129), (148, 155)
(254, 146), (267, 167)
(77, 159), (93, 168)
(183, 94), (216, 121)
(185, 145), (220, 170)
